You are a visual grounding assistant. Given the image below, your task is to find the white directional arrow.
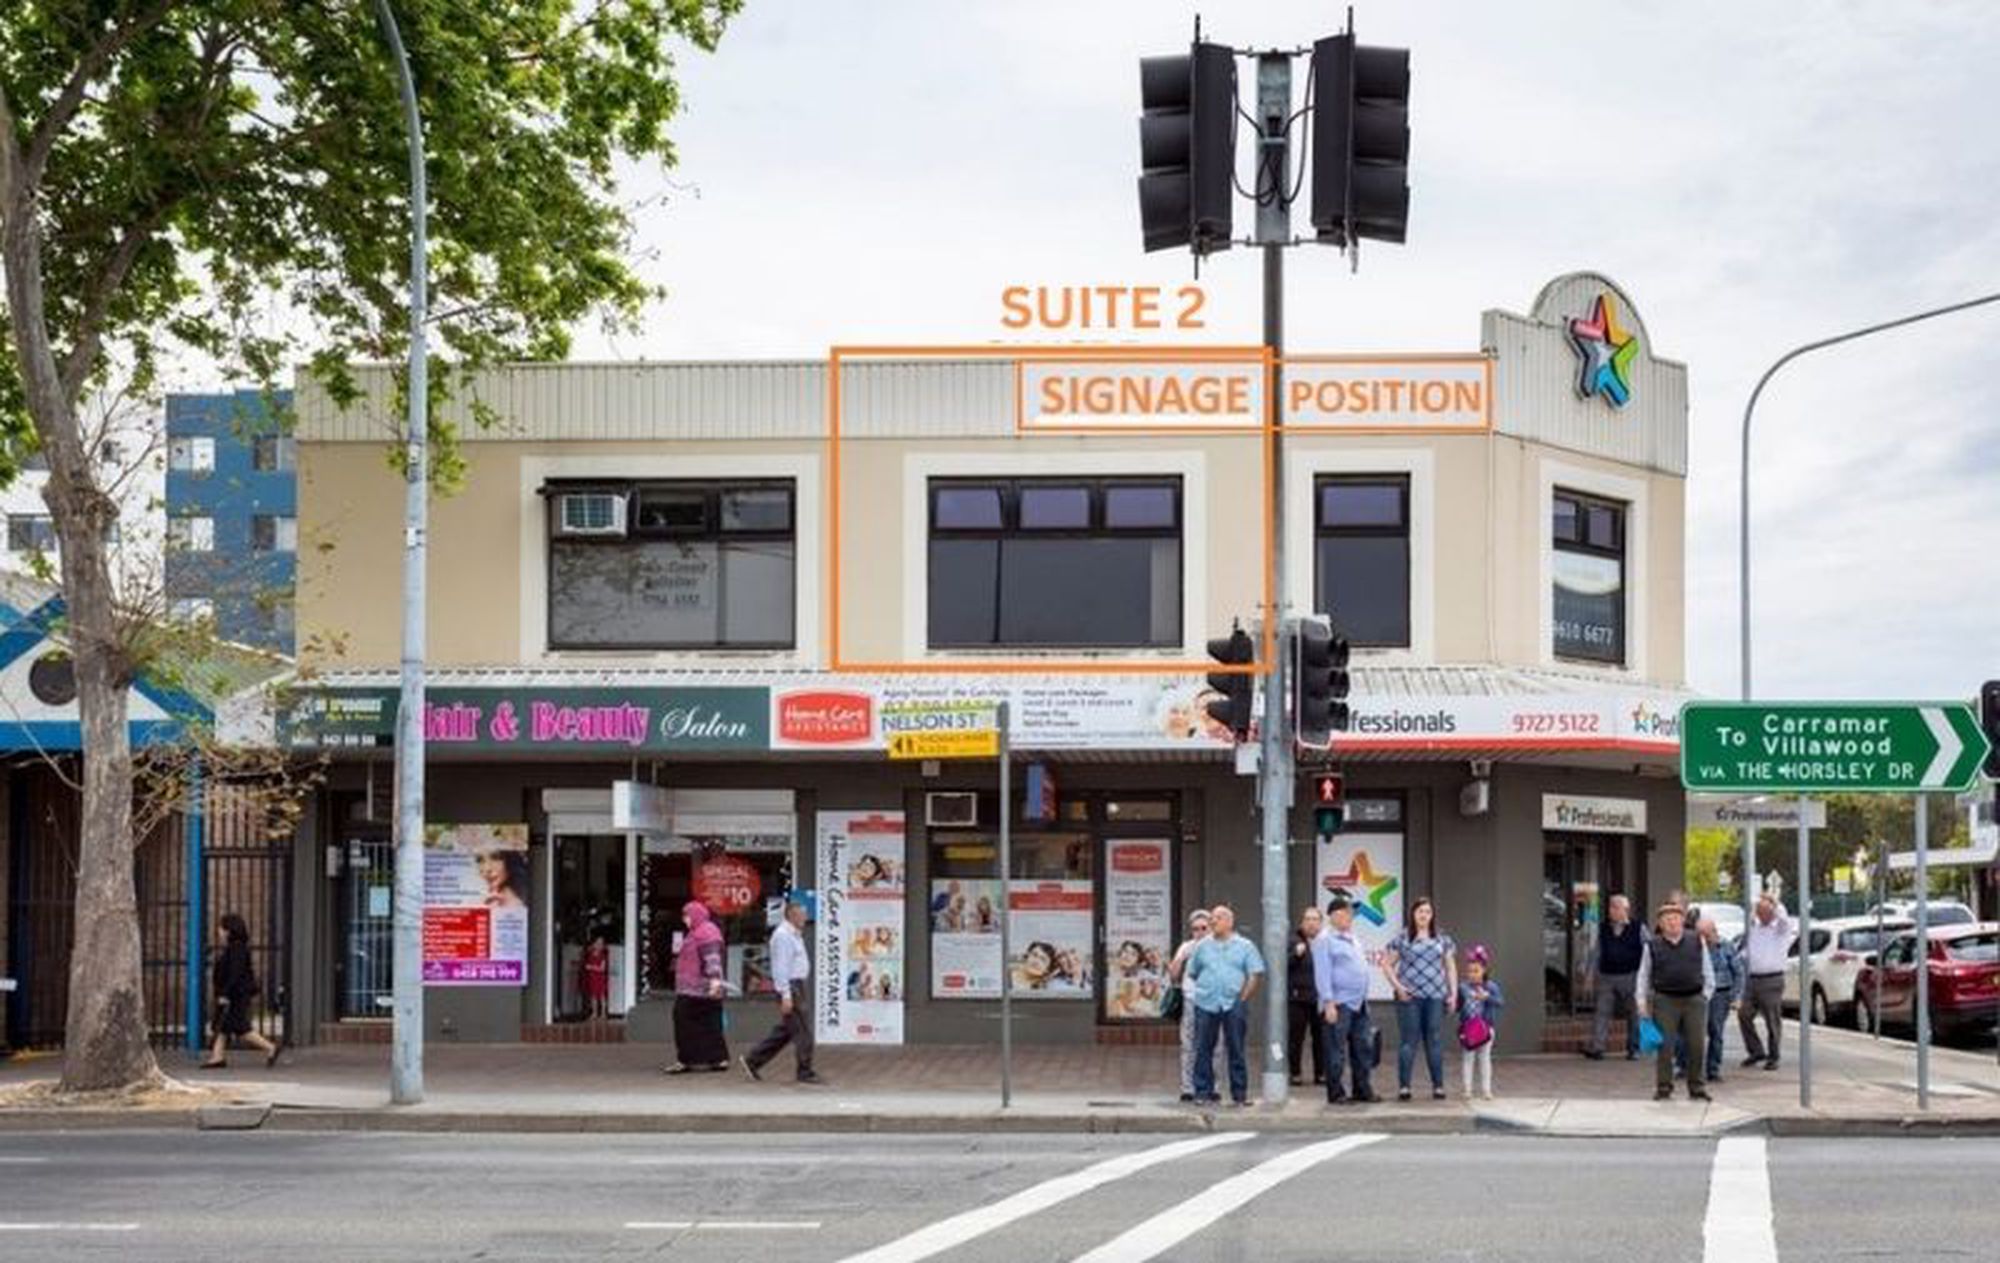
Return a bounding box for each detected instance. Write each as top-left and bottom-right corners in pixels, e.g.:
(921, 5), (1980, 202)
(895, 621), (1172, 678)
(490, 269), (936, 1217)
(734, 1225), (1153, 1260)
(1920, 706), (1960, 789)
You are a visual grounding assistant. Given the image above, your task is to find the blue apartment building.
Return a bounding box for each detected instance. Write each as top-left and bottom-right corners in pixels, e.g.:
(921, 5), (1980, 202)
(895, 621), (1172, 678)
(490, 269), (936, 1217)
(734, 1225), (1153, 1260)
(165, 390), (297, 653)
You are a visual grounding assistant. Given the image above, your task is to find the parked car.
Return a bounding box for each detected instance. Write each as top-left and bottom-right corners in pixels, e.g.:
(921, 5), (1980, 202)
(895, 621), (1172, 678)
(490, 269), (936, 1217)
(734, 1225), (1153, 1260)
(1700, 902), (1746, 943)
(1854, 923), (2000, 1040)
(1781, 915), (1912, 1026)
(1866, 900), (1977, 927)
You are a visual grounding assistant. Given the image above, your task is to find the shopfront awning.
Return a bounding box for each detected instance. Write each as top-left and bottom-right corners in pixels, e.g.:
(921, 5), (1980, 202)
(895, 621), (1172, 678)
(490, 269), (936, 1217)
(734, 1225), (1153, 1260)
(269, 663), (1692, 768)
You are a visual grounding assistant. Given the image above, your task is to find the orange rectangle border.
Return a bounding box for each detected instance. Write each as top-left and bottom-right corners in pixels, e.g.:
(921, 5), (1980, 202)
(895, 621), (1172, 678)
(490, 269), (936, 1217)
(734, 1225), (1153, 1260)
(1281, 353), (1494, 434)
(828, 344), (1277, 676)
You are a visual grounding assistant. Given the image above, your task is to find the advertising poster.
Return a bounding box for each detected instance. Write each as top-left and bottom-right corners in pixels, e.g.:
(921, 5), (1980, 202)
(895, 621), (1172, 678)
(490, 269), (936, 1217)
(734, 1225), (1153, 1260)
(1009, 881), (1094, 999)
(1103, 840), (1174, 1020)
(1315, 825), (1405, 1001)
(422, 823), (531, 986)
(929, 879), (1003, 998)
(814, 811), (906, 1045)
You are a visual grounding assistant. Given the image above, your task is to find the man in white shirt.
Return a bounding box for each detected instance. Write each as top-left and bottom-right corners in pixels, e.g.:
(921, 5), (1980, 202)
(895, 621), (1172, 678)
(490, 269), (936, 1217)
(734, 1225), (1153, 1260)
(743, 899), (820, 1084)
(1738, 894), (1794, 1070)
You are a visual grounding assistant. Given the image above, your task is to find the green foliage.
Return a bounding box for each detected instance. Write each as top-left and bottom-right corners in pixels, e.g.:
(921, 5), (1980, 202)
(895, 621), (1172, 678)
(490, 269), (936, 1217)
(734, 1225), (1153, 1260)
(3, 0), (741, 468)
(1683, 827), (1737, 899)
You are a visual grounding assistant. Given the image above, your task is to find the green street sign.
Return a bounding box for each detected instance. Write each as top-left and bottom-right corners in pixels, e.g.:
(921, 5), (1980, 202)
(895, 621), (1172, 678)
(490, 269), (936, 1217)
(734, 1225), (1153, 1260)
(1680, 701), (1991, 794)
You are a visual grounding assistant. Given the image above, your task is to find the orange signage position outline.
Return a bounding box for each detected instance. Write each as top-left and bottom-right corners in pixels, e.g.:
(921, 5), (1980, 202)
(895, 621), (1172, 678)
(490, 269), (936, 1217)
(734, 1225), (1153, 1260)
(1279, 352), (1494, 434)
(827, 344), (1277, 677)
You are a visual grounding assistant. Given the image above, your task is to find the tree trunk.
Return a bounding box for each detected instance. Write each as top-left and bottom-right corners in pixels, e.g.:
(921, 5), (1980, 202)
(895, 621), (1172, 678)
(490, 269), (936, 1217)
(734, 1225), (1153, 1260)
(2, 138), (161, 1093)
(57, 564), (160, 1092)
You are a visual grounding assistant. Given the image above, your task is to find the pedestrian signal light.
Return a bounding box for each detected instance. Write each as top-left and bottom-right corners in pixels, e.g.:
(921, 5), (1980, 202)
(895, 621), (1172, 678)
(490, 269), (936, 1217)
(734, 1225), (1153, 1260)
(1312, 772), (1345, 841)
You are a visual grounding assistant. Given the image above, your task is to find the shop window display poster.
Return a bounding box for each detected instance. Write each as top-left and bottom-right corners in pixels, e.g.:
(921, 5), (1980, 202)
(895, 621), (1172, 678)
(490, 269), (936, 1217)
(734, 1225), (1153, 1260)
(1314, 828), (1405, 1001)
(1103, 839), (1173, 1020)
(814, 811), (906, 1044)
(422, 823), (531, 986)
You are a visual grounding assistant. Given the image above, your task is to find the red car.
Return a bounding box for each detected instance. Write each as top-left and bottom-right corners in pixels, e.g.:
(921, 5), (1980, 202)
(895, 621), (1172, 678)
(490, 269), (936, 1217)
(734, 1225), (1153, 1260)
(1855, 922), (2000, 1039)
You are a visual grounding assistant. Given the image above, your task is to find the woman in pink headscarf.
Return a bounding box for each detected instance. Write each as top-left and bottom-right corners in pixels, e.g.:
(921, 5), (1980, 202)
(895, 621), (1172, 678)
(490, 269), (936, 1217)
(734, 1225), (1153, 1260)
(665, 899), (729, 1074)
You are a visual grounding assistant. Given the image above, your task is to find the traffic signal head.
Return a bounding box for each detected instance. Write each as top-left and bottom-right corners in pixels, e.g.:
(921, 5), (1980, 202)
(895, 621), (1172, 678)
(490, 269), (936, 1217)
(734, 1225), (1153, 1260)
(1293, 616), (1353, 749)
(1138, 42), (1236, 255)
(1311, 772), (1346, 840)
(1981, 679), (2000, 780)
(1204, 626), (1256, 742)
(1309, 34), (1411, 248)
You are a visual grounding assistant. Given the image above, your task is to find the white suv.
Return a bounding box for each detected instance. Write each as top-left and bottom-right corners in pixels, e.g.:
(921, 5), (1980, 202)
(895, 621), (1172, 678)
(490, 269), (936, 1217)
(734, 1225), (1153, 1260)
(1782, 915), (1914, 1026)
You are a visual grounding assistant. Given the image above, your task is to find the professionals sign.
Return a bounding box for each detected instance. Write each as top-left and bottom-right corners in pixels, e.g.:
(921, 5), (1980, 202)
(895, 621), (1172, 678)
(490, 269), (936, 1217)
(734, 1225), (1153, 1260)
(882, 701), (999, 760)
(1687, 797), (1828, 829)
(1679, 702), (1991, 794)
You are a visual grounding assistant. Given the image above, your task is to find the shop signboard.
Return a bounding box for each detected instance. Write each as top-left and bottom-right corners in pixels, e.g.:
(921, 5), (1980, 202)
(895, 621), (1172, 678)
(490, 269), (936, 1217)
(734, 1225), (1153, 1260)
(1541, 794), (1648, 835)
(1315, 812), (1404, 1002)
(1687, 797), (1828, 829)
(280, 685), (770, 753)
(814, 811), (906, 1045)
(1680, 702), (1989, 794)
(1103, 840), (1174, 1021)
(883, 700), (1000, 761)
(422, 823), (530, 986)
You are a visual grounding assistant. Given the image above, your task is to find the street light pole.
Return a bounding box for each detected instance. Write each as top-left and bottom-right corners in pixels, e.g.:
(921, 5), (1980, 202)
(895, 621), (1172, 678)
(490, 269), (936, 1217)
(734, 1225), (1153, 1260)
(1739, 289), (2000, 701)
(374, 0), (429, 1107)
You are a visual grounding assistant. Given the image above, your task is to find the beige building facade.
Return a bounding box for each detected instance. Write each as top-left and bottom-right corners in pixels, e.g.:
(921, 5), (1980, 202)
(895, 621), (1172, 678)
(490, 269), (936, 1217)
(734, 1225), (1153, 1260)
(283, 271), (1692, 1058)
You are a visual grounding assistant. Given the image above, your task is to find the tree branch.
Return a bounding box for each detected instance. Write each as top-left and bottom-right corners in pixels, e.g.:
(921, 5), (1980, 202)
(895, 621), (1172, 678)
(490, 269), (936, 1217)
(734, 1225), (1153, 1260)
(20, 0), (180, 190)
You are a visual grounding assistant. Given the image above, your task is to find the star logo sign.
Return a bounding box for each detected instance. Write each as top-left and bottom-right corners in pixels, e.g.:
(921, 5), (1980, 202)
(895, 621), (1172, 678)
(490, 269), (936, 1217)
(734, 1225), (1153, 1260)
(1321, 851), (1399, 927)
(1568, 292), (1639, 407)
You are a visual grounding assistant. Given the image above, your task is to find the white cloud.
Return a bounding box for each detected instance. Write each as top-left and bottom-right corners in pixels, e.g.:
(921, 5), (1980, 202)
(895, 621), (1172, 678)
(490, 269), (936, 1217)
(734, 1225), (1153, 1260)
(584, 0), (2000, 701)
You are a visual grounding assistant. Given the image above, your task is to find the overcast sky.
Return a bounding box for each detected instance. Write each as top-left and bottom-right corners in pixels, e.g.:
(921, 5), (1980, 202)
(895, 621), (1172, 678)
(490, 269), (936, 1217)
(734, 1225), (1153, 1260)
(573, 0), (2000, 703)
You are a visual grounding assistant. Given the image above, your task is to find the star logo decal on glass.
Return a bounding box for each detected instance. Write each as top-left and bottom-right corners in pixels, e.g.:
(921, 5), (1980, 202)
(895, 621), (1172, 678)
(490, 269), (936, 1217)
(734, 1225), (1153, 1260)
(1568, 292), (1639, 407)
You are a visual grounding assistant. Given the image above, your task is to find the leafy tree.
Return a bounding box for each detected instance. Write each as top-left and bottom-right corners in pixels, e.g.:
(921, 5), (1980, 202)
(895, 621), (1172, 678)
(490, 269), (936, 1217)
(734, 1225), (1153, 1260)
(1, 0), (737, 1091)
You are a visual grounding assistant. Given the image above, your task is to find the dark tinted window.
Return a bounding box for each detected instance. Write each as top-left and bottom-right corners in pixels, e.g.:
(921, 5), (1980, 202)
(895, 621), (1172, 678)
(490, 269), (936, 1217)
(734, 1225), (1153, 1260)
(1314, 476), (1409, 648)
(1553, 489), (1625, 664)
(928, 479), (1181, 649)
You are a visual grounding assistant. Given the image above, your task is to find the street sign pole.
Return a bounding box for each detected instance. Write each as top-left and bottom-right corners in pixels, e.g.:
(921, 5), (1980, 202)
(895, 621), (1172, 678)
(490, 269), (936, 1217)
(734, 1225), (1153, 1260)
(1915, 793), (1930, 1110)
(1741, 825), (1755, 945)
(1874, 850), (1886, 1040)
(998, 700), (1012, 1110)
(1796, 798), (1812, 1109)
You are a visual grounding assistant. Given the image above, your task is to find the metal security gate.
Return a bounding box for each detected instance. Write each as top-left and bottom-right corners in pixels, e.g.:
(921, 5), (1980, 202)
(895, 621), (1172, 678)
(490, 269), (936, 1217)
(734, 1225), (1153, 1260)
(5, 765), (292, 1052)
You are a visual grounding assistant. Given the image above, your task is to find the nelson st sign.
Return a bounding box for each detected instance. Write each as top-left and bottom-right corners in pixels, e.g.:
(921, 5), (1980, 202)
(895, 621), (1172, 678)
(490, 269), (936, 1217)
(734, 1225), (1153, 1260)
(280, 686), (770, 753)
(1679, 701), (1990, 794)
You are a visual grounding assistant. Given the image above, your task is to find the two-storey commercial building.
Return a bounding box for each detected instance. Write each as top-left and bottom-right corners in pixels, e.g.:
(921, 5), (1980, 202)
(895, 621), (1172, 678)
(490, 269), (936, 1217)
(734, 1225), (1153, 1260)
(282, 271), (1690, 1054)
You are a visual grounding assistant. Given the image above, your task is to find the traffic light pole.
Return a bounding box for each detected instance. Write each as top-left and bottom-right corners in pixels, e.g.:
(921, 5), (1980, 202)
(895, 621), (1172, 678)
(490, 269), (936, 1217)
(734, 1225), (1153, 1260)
(1254, 51), (1295, 1108)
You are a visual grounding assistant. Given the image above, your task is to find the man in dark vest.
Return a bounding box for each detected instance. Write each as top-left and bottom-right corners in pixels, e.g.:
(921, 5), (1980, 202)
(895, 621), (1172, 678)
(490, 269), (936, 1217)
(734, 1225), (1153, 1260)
(1636, 901), (1716, 1100)
(1583, 893), (1645, 1060)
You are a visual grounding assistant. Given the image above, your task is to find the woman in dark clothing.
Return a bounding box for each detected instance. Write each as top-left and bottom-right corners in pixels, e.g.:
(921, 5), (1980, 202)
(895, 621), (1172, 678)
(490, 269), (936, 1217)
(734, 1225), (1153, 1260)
(201, 914), (280, 1069)
(1286, 905), (1327, 1086)
(664, 899), (730, 1074)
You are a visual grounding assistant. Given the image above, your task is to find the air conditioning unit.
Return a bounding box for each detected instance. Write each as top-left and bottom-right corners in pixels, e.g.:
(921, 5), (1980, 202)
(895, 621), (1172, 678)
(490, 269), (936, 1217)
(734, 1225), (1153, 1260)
(555, 492), (627, 537)
(925, 791), (978, 828)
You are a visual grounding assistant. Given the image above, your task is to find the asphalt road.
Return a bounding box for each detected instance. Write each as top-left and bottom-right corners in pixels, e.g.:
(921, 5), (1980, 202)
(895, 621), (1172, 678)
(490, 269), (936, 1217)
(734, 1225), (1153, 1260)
(2, 1129), (1997, 1262)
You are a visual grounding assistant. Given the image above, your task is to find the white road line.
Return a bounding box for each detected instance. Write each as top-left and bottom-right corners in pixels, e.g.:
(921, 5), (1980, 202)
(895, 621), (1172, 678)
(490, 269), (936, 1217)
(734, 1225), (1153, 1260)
(0, 1223), (140, 1232)
(0, 1157), (50, 1164)
(1069, 1133), (1386, 1263)
(1702, 1136), (1778, 1263)
(836, 1132), (1253, 1263)
(626, 1221), (821, 1231)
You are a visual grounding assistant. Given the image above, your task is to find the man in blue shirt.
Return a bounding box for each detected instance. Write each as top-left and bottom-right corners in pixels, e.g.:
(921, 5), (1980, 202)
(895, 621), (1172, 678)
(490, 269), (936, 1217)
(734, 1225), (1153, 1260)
(1184, 904), (1265, 1106)
(1313, 894), (1380, 1104)
(1700, 915), (1745, 1084)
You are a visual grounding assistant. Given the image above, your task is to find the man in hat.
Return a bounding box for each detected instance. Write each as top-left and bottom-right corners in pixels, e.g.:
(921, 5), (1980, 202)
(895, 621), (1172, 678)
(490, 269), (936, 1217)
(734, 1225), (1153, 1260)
(1312, 893), (1379, 1104)
(1636, 899), (1716, 1101)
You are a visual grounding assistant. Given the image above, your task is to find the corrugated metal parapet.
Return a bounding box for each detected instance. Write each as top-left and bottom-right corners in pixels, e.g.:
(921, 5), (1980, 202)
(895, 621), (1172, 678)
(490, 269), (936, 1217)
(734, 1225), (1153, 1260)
(1482, 271), (1688, 476)
(293, 357), (1022, 442)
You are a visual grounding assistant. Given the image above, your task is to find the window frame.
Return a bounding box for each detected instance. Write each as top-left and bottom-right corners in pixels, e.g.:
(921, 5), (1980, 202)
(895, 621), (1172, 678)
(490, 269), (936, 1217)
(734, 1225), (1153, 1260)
(167, 515), (215, 553)
(925, 476), (1185, 651)
(1311, 473), (1412, 649)
(6, 513), (58, 553)
(1551, 487), (1628, 666)
(168, 435), (216, 473)
(542, 477), (798, 652)
(251, 513), (298, 553)
(251, 435), (297, 473)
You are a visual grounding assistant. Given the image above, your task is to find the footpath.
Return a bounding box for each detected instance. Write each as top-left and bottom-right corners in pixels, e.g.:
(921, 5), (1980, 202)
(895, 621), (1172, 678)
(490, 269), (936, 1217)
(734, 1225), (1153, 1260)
(2, 1022), (1994, 1139)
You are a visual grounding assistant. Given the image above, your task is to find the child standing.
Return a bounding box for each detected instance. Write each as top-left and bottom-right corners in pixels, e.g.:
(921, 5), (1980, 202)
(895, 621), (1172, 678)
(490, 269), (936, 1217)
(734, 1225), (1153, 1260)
(581, 933), (611, 1020)
(1457, 944), (1504, 1100)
